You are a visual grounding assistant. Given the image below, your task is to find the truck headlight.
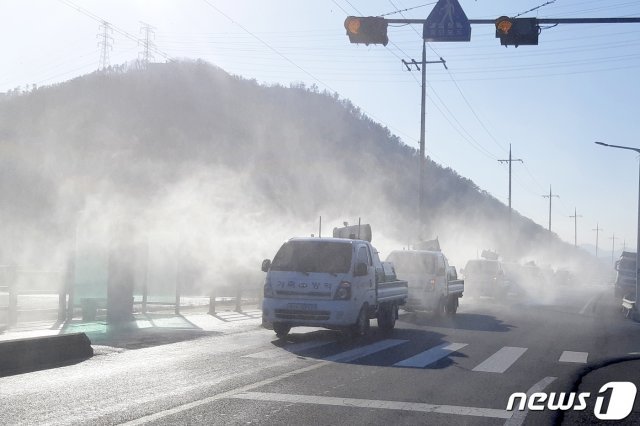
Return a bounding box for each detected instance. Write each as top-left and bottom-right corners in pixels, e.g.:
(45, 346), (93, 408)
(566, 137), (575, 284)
(334, 281), (351, 300)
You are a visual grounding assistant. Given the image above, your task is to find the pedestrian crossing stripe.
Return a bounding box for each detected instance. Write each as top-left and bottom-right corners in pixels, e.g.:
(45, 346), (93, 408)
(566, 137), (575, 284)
(394, 343), (468, 368)
(324, 339), (408, 363)
(241, 338), (588, 372)
(242, 340), (333, 359)
(472, 347), (527, 373)
(558, 351), (588, 363)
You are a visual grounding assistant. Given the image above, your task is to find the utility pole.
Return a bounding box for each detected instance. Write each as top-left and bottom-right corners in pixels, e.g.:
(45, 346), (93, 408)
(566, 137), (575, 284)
(542, 185), (560, 233)
(97, 21), (113, 70)
(610, 233), (616, 266)
(139, 22), (156, 65)
(593, 223), (603, 257)
(569, 208), (582, 248)
(498, 144), (523, 235)
(401, 42), (446, 240)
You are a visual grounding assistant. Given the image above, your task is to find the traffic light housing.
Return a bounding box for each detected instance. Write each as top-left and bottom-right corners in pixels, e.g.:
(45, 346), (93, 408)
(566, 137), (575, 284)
(495, 16), (539, 47)
(344, 16), (389, 46)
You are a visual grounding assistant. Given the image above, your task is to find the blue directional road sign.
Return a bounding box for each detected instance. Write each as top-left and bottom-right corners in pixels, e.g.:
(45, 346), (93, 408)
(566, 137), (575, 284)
(423, 0), (471, 42)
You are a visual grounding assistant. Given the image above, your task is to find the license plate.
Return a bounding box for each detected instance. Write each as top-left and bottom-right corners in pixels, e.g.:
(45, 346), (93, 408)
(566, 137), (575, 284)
(287, 303), (317, 311)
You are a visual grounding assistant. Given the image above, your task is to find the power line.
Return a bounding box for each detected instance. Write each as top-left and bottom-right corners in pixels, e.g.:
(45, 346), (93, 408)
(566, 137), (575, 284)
(58, 0), (172, 61)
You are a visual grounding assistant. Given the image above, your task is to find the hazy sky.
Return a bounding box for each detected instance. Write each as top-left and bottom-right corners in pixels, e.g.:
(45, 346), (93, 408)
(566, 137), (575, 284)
(2, 0), (640, 255)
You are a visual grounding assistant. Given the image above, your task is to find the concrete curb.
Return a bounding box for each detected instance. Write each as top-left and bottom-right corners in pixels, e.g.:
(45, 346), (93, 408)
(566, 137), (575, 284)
(0, 332), (93, 377)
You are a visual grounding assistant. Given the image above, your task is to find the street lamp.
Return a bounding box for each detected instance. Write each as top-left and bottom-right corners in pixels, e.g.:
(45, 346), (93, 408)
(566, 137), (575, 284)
(595, 141), (640, 317)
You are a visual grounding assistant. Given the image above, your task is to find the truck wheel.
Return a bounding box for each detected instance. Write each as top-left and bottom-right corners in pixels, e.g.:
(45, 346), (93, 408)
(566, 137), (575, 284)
(273, 323), (291, 338)
(446, 297), (458, 315)
(351, 305), (370, 337)
(434, 297), (446, 317)
(377, 304), (396, 331)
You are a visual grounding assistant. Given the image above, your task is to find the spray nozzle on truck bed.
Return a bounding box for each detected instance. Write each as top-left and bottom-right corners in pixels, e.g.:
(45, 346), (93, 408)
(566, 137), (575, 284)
(332, 224), (372, 242)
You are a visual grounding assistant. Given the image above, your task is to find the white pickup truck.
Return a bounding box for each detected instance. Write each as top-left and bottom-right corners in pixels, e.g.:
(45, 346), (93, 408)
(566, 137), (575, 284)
(261, 236), (408, 338)
(386, 249), (464, 315)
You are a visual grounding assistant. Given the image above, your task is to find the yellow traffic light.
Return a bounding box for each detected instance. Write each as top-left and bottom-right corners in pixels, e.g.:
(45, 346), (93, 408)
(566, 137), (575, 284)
(344, 16), (388, 46)
(345, 17), (361, 35)
(495, 16), (539, 47)
(495, 16), (513, 35)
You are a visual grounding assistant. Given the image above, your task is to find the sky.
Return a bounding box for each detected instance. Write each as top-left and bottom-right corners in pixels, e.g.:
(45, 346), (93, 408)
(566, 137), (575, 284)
(1, 0), (640, 259)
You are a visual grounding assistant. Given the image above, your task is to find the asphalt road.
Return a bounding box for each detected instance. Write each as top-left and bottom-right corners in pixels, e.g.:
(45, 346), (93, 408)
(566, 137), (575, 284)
(1, 283), (639, 425)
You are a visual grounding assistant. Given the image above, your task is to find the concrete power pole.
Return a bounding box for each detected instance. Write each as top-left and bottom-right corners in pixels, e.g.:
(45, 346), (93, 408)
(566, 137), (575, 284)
(542, 185), (560, 233)
(498, 144), (523, 237)
(401, 42), (446, 240)
(97, 21), (113, 70)
(569, 207), (582, 248)
(610, 233), (616, 266)
(593, 223), (603, 257)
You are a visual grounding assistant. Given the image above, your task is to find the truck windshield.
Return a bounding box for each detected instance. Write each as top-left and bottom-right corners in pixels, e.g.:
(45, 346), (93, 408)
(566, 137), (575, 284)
(270, 241), (353, 274)
(386, 252), (436, 274)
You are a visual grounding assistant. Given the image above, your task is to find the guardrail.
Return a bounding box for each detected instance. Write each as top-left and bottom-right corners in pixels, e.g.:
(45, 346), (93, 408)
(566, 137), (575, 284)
(0, 265), (66, 330)
(0, 259), (263, 329)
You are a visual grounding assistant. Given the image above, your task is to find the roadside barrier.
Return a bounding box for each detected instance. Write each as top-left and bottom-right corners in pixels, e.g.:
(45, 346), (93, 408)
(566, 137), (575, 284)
(0, 332), (93, 376)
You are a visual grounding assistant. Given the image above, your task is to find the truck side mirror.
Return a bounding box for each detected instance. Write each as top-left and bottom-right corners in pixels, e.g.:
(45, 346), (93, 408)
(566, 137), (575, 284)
(354, 262), (368, 276)
(261, 259), (271, 272)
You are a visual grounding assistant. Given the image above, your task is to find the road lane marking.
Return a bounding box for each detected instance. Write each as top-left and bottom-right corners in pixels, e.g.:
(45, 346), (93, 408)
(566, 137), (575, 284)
(558, 351), (588, 363)
(472, 347), (527, 373)
(579, 294), (597, 315)
(243, 340), (334, 359)
(230, 391), (512, 419)
(394, 342), (468, 368)
(122, 361), (333, 425)
(504, 376), (557, 426)
(324, 339), (408, 363)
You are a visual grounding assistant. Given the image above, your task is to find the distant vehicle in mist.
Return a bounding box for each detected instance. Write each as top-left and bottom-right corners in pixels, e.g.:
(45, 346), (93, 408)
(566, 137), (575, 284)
(386, 249), (463, 315)
(462, 259), (508, 298)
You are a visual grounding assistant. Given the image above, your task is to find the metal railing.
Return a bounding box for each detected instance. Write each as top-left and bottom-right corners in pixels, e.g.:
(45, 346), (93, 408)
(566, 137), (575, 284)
(0, 265), (66, 329)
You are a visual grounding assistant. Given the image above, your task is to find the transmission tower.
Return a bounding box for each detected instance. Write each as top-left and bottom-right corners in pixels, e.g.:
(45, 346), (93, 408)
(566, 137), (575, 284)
(97, 21), (114, 70)
(139, 22), (156, 65)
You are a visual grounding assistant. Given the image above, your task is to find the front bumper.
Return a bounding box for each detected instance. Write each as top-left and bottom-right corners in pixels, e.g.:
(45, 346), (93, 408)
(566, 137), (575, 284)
(262, 298), (359, 329)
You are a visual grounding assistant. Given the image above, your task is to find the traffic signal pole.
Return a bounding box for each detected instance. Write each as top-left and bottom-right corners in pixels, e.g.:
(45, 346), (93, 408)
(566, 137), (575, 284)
(345, 11), (640, 241)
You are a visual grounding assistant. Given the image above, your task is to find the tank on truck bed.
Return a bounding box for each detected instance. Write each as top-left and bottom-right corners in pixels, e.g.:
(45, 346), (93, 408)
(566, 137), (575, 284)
(261, 226), (408, 338)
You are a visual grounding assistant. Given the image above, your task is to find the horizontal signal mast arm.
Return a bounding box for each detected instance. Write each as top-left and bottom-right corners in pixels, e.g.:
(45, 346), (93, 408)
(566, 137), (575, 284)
(383, 17), (640, 25)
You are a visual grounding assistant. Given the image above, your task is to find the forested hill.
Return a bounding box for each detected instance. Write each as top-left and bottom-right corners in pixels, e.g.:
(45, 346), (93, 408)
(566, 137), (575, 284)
(0, 60), (589, 272)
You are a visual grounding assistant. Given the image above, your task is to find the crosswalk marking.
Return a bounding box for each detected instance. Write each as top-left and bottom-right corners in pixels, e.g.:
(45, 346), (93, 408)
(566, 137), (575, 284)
(559, 351), (588, 363)
(243, 340), (334, 359)
(472, 347), (527, 373)
(394, 343), (468, 368)
(324, 339), (408, 363)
